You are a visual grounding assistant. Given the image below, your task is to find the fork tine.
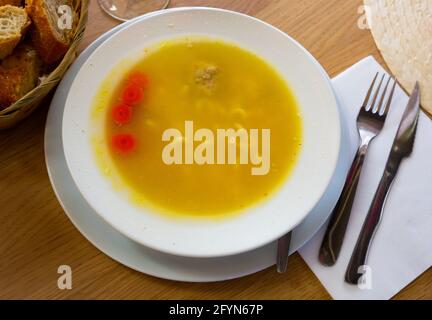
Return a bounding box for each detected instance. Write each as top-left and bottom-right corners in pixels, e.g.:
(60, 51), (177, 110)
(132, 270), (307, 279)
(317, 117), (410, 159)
(362, 72), (379, 110)
(370, 74), (385, 113)
(377, 76), (391, 115)
(382, 78), (397, 116)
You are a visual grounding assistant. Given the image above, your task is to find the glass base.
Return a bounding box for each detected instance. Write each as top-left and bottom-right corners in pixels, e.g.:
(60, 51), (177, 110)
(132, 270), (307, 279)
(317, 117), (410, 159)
(98, 0), (170, 22)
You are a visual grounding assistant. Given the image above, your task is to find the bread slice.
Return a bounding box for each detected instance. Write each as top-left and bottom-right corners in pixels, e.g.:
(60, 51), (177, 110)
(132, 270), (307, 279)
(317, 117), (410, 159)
(0, 1), (23, 6)
(0, 5), (31, 60)
(0, 44), (41, 109)
(26, 0), (75, 64)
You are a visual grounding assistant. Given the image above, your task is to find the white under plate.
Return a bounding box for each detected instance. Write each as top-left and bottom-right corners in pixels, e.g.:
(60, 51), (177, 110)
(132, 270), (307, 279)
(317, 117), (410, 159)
(45, 11), (353, 282)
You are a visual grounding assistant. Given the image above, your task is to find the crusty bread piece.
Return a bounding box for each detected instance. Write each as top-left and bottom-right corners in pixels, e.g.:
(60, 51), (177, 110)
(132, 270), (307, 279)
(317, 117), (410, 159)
(0, 44), (41, 109)
(0, 1), (23, 6)
(0, 5), (31, 59)
(26, 0), (75, 64)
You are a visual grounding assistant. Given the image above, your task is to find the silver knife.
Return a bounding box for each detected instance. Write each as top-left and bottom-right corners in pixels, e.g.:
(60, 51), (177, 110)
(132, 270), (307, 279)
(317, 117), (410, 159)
(345, 82), (421, 285)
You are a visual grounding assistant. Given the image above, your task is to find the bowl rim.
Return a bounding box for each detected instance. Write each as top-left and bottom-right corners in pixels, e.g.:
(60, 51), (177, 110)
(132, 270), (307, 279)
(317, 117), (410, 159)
(62, 6), (342, 258)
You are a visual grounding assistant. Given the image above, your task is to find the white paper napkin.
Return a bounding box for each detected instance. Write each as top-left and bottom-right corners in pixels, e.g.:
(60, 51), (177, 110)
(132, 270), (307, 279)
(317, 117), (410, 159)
(299, 56), (432, 300)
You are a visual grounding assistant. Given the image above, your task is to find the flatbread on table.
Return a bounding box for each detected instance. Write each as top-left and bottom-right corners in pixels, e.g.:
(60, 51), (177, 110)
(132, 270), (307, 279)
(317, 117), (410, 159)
(364, 0), (432, 115)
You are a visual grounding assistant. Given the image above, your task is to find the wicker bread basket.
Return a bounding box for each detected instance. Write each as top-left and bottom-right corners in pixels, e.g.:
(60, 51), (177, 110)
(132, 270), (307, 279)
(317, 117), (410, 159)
(0, 0), (88, 129)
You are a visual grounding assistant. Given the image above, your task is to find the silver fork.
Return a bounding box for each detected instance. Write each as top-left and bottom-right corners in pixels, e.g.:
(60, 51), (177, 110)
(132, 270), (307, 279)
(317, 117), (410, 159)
(318, 73), (397, 266)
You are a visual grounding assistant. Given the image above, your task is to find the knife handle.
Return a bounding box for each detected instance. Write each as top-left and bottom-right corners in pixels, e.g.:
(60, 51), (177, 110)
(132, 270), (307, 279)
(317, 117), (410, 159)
(319, 143), (368, 266)
(345, 167), (398, 285)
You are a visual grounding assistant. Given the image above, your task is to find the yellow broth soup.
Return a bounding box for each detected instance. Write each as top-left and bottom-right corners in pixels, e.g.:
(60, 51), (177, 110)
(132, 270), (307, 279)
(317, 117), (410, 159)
(91, 38), (302, 219)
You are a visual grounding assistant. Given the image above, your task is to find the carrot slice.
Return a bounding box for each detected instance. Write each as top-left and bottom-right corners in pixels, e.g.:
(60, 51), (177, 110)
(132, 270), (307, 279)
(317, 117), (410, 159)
(122, 84), (144, 106)
(128, 72), (149, 89)
(112, 104), (133, 125)
(112, 134), (136, 154)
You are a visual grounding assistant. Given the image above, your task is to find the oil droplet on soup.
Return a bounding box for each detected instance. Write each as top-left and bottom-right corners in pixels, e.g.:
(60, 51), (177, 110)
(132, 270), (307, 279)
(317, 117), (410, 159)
(93, 38), (302, 219)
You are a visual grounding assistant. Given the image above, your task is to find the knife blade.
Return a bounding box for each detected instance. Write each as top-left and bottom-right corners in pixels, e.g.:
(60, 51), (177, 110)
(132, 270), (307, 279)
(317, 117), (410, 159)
(388, 82), (421, 164)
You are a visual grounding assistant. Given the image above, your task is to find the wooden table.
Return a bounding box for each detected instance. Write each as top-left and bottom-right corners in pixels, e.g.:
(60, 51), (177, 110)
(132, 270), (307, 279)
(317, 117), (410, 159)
(0, 0), (430, 300)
